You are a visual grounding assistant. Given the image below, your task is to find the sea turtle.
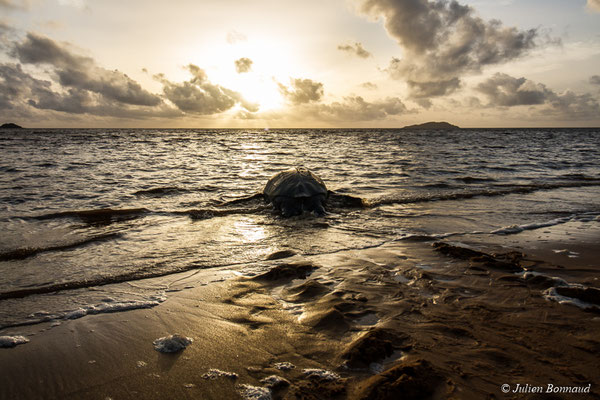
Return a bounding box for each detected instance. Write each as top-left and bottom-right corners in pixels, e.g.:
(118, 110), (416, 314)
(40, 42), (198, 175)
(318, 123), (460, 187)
(263, 167), (328, 217)
(219, 166), (363, 217)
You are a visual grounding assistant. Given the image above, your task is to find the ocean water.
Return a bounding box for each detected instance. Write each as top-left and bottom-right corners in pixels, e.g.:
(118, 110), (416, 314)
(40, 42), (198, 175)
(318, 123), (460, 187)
(1, 128), (599, 328)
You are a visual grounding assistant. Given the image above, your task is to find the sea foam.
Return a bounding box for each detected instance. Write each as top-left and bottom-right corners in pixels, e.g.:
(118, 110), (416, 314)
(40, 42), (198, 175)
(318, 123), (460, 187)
(302, 368), (341, 381)
(0, 335), (29, 348)
(238, 384), (272, 400)
(64, 296), (166, 320)
(152, 334), (193, 353)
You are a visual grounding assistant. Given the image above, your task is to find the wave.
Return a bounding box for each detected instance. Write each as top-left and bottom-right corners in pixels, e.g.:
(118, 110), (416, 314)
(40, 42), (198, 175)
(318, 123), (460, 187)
(133, 186), (190, 196)
(367, 180), (600, 207)
(26, 208), (149, 223)
(0, 232), (122, 261)
(8, 179), (599, 225)
(0, 262), (197, 301)
(173, 206), (269, 220)
(491, 212), (599, 235)
(1, 295), (168, 329)
(455, 176), (497, 184)
(133, 185), (221, 197)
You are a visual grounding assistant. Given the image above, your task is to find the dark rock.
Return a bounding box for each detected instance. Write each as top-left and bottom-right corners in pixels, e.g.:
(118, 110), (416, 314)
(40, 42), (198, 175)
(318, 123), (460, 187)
(252, 261), (318, 281)
(433, 242), (485, 260)
(433, 242), (522, 272)
(555, 286), (600, 306)
(402, 121), (460, 130)
(342, 329), (406, 369)
(266, 249), (297, 260)
(357, 359), (446, 400)
(523, 274), (558, 289)
(0, 123), (23, 129)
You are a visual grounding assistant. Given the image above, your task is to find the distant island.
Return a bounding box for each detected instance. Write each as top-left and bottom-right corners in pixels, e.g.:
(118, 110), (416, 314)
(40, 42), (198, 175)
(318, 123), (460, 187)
(0, 123), (24, 129)
(402, 121), (460, 130)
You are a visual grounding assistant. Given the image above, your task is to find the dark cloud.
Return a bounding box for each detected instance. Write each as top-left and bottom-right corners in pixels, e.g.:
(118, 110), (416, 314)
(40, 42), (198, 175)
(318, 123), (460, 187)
(590, 75), (600, 85)
(0, 62), (181, 119)
(357, 0), (538, 98)
(407, 77), (461, 98)
(477, 73), (554, 107)
(476, 73), (600, 119)
(0, 31), (182, 120)
(547, 91), (600, 120)
(226, 30), (247, 44)
(234, 57), (253, 73)
(0, 63), (51, 110)
(13, 33), (162, 107)
(278, 78), (324, 104)
(337, 42), (372, 58)
(156, 64), (258, 114)
(2, 32), (259, 120)
(588, 0), (600, 12)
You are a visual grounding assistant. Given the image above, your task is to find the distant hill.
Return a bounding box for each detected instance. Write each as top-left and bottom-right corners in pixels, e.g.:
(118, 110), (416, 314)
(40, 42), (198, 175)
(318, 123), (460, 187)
(0, 123), (24, 129)
(402, 121), (460, 130)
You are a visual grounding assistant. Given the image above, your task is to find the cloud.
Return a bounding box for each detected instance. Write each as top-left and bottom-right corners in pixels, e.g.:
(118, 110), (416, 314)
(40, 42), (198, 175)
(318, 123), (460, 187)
(476, 73), (600, 119)
(1, 31), (183, 119)
(278, 78), (324, 104)
(0, 62), (180, 119)
(307, 96), (411, 121)
(226, 30), (247, 44)
(0, 63), (50, 110)
(2, 31), (258, 120)
(0, 20), (16, 50)
(156, 64), (258, 114)
(356, 0), (538, 98)
(476, 73), (550, 106)
(587, 0), (600, 12)
(238, 95), (412, 122)
(590, 75), (600, 85)
(13, 33), (162, 107)
(337, 42), (372, 58)
(234, 57), (253, 73)
(361, 82), (378, 90)
(0, 0), (30, 9)
(407, 77), (461, 98)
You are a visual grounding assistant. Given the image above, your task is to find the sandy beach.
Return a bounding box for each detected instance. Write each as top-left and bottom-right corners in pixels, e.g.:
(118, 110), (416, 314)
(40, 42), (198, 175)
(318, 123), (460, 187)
(1, 219), (599, 400)
(2, 0), (600, 396)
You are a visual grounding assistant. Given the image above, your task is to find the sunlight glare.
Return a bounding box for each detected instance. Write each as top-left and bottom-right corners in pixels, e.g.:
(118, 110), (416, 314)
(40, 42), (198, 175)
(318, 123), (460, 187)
(195, 36), (303, 111)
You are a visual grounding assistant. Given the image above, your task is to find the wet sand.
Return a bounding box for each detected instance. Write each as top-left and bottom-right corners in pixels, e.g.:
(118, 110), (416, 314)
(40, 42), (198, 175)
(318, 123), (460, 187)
(1, 222), (599, 400)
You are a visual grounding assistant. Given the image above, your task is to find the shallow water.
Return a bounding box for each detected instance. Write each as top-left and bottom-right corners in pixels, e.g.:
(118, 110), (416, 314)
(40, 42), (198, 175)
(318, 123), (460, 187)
(1, 128), (599, 328)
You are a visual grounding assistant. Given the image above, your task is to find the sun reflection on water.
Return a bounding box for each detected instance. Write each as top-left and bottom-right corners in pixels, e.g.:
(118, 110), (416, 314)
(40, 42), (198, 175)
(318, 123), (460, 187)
(233, 217), (266, 243)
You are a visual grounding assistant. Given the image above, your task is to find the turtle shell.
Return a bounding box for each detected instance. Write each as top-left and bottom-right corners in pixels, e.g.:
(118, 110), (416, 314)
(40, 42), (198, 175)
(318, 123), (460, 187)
(263, 167), (327, 201)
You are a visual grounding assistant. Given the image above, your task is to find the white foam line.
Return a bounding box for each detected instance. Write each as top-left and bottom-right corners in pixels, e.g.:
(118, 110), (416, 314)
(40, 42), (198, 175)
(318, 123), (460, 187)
(62, 293), (167, 321)
(518, 271), (598, 311)
(492, 212), (600, 236)
(492, 216), (572, 235)
(543, 287), (599, 311)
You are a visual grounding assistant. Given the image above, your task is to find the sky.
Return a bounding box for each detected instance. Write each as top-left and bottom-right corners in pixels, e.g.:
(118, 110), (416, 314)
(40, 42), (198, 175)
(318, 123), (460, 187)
(1, 0), (599, 128)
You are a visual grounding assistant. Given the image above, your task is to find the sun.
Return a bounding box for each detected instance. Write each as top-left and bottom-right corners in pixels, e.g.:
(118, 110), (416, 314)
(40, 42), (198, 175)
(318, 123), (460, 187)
(193, 35), (306, 112)
(229, 72), (284, 111)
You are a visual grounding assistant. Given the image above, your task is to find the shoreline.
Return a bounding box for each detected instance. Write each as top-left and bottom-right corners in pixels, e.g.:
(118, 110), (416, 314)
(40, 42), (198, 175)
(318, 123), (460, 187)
(1, 224), (599, 399)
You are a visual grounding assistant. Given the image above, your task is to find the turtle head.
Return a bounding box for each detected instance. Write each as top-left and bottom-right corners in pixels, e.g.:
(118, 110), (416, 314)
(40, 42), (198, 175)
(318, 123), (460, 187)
(273, 195), (326, 217)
